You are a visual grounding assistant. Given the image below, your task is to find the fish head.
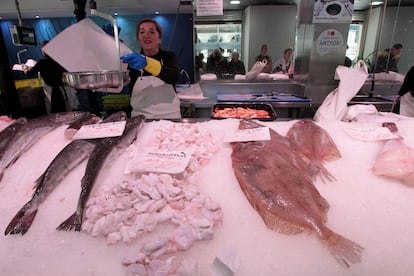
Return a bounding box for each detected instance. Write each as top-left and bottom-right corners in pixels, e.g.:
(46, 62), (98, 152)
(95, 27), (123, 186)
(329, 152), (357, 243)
(102, 111), (128, 123)
(53, 112), (88, 125)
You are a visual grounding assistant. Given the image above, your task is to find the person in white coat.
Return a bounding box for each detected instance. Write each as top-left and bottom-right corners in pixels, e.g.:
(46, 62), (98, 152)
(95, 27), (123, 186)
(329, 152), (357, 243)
(121, 18), (181, 119)
(272, 48), (293, 74)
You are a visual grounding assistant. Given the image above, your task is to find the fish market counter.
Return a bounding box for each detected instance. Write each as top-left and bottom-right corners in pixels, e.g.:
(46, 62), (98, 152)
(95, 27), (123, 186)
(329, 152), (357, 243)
(179, 80), (315, 118)
(1, 115), (414, 275)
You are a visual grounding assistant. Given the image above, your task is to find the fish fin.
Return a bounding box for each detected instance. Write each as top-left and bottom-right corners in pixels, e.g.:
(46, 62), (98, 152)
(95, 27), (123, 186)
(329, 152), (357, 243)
(318, 165), (337, 183)
(33, 172), (46, 190)
(309, 162), (337, 183)
(56, 212), (82, 232)
(322, 228), (364, 268)
(260, 210), (303, 235)
(4, 204), (38, 235)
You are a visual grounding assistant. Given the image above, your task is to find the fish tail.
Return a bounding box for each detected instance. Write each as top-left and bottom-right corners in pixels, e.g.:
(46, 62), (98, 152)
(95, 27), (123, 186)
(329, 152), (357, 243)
(309, 162), (336, 183)
(56, 212), (82, 232)
(4, 204), (38, 235)
(323, 228), (364, 268)
(319, 165), (337, 183)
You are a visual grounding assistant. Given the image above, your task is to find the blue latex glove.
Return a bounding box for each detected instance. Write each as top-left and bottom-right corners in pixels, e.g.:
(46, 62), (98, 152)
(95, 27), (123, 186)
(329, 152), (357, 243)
(121, 53), (147, 70)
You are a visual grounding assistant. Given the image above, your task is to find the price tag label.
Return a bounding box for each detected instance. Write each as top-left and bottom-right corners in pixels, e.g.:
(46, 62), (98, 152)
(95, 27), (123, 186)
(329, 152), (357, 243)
(224, 127), (271, 142)
(72, 121), (126, 139)
(343, 125), (399, 141)
(126, 150), (193, 174)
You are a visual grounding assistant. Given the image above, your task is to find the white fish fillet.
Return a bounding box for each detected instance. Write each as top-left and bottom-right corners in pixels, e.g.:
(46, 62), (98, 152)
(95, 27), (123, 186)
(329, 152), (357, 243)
(373, 138), (414, 185)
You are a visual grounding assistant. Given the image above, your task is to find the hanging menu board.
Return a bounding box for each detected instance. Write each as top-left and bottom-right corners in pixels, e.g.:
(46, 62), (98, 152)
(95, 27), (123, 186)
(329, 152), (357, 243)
(196, 0), (223, 16)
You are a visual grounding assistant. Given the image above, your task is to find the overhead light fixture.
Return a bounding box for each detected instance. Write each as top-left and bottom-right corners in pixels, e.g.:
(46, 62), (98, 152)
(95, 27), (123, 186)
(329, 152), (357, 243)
(230, 0), (240, 4)
(370, 1), (383, 6)
(155, 11), (160, 15)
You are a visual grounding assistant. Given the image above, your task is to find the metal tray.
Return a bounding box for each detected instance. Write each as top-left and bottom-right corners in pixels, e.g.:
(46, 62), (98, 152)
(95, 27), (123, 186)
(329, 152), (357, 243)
(211, 102), (277, 121)
(63, 70), (129, 92)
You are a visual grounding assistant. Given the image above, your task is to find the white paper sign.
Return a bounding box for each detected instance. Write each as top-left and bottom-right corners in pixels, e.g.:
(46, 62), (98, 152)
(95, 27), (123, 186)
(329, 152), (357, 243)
(224, 127), (271, 143)
(196, 0), (223, 16)
(126, 150), (192, 174)
(343, 125), (399, 141)
(72, 121), (126, 139)
(316, 29), (344, 56)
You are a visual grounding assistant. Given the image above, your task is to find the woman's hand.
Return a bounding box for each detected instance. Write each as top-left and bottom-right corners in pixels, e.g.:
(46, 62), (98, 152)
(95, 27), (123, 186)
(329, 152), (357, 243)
(121, 53), (147, 70)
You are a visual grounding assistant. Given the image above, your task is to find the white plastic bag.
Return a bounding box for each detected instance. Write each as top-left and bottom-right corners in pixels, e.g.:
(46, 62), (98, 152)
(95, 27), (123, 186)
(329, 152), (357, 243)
(314, 60), (368, 122)
(245, 60), (267, 80)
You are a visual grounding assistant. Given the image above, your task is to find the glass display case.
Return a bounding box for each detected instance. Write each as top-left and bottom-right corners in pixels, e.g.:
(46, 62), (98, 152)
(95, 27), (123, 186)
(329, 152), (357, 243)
(195, 23), (242, 62)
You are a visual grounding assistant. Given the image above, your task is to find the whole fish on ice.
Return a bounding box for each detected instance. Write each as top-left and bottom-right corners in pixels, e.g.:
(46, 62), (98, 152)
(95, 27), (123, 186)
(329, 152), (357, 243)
(286, 119), (341, 182)
(0, 112), (85, 181)
(0, 117), (27, 161)
(4, 111), (127, 235)
(231, 120), (363, 268)
(64, 113), (102, 139)
(57, 115), (145, 231)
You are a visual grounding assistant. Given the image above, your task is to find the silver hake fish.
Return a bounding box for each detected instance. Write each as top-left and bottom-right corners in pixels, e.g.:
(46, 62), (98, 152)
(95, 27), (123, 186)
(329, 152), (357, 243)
(4, 111), (128, 235)
(0, 117), (27, 161)
(57, 115), (145, 231)
(0, 112), (86, 182)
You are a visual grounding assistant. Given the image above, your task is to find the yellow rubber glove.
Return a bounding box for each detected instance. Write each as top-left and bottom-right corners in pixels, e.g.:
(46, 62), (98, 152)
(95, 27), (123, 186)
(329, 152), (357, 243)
(144, 57), (162, 76)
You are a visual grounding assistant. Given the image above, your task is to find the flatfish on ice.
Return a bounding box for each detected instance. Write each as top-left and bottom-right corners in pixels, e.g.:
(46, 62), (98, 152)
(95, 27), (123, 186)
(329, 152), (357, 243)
(286, 119), (341, 182)
(231, 120), (363, 268)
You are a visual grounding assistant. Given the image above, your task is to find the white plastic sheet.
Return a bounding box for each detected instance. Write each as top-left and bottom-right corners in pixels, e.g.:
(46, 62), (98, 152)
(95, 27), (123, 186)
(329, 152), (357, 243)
(43, 18), (132, 72)
(314, 60), (369, 122)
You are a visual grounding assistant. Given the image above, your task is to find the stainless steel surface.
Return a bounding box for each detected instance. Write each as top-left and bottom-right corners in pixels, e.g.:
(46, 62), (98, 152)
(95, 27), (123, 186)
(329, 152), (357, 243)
(348, 95), (394, 112)
(199, 80), (305, 98)
(63, 70), (129, 92)
(182, 80), (313, 119)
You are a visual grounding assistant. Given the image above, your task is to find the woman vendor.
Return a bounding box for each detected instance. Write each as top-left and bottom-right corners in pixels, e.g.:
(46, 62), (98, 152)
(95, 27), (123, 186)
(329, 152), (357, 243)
(121, 18), (181, 119)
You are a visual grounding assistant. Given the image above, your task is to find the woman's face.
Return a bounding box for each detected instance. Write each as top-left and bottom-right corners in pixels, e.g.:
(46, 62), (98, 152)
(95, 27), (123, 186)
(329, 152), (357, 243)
(138, 22), (161, 55)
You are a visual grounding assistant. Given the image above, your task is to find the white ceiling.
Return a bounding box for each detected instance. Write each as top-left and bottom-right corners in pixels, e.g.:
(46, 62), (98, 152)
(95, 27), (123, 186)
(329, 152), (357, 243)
(0, 0), (412, 20)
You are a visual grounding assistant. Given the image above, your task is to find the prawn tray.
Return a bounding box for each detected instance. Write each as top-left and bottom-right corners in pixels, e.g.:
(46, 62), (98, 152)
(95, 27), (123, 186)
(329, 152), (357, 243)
(211, 102), (277, 121)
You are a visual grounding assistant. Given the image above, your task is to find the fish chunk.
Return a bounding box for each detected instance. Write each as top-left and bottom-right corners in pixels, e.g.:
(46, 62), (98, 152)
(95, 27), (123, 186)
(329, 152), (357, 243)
(231, 120), (363, 268)
(286, 119), (341, 183)
(373, 138), (414, 186)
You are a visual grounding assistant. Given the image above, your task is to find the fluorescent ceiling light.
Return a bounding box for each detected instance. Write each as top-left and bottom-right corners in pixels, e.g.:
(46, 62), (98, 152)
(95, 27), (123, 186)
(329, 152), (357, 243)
(230, 0), (240, 4)
(370, 1), (383, 6)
